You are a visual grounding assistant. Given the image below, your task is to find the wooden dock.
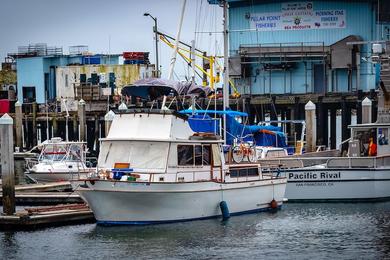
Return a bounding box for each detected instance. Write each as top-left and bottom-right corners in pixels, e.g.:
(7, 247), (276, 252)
(0, 192), (83, 205)
(1, 181), (73, 193)
(0, 204), (95, 230)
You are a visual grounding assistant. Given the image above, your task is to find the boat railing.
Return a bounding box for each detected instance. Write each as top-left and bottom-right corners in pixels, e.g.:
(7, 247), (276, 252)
(118, 168), (268, 183)
(326, 155), (390, 169)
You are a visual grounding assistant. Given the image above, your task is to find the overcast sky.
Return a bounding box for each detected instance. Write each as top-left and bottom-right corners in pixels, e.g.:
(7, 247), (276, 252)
(0, 0), (223, 80)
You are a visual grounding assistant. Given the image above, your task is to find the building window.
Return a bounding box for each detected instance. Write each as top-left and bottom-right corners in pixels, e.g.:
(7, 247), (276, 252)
(22, 86), (36, 103)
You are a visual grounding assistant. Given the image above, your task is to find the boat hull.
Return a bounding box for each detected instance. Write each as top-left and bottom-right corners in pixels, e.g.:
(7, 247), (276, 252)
(285, 167), (390, 201)
(26, 171), (90, 183)
(73, 179), (287, 225)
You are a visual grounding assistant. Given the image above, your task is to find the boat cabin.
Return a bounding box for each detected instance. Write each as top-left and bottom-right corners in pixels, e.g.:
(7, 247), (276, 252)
(97, 109), (263, 183)
(349, 123), (390, 157)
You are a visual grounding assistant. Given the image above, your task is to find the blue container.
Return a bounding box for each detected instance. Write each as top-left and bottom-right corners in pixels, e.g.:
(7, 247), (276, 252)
(112, 172), (124, 180)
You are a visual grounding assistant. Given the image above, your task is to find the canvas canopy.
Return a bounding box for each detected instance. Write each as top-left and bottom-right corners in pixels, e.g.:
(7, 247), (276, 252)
(121, 78), (213, 100)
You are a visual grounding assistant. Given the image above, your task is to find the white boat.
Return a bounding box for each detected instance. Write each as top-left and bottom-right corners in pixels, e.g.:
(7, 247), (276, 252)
(72, 109), (287, 225)
(259, 93), (390, 201)
(25, 137), (94, 182)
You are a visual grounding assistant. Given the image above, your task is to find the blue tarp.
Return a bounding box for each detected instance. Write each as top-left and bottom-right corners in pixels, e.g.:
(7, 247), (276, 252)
(188, 115), (220, 133)
(180, 109), (287, 147)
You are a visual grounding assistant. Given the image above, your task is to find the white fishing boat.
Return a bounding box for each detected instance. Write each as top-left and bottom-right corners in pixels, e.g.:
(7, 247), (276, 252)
(72, 108), (287, 225)
(25, 137), (94, 182)
(260, 90), (390, 201)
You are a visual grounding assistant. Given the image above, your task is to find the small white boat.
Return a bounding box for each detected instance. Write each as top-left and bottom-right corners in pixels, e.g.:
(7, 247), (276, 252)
(72, 109), (287, 225)
(25, 137), (94, 183)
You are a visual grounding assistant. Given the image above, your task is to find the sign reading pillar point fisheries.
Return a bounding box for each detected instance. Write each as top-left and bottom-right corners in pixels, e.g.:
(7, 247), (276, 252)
(250, 2), (346, 31)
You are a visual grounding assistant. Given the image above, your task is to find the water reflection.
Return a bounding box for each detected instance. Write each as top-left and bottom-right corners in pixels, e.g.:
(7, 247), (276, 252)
(1, 203), (390, 259)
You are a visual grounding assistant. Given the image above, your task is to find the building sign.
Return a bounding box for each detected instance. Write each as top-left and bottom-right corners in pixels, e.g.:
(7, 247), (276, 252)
(249, 2), (346, 31)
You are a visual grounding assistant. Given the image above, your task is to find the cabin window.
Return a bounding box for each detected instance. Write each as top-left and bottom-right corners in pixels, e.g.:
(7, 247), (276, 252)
(211, 144), (221, 167)
(202, 145), (211, 165)
(230, 168), (259, 178)
(178, 144), (212, 166)
(178, 145), (194, 166)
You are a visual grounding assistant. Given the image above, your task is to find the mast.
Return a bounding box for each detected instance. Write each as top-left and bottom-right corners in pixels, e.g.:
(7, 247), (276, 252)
(222, 1), (229, 144)
(162, 0), (187, 109)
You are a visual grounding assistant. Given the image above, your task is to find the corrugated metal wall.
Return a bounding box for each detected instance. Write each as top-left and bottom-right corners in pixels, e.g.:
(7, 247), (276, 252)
(229, 1), (375, 52)
(229, 0), (377, 94)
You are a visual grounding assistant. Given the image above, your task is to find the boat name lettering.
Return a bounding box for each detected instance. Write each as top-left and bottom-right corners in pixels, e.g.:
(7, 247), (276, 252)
(288, 172), (341, 179)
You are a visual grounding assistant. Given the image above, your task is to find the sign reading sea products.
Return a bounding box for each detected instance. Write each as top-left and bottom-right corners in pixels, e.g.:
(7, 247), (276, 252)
(249, 2), (346, 31)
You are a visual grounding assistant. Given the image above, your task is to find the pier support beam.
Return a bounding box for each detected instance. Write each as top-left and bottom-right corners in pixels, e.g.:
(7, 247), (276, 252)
(341, 98), (351, 153)
(1, 114), (15, 215)
(329, 108), (337, 150)
(356, 90), (363, 124)
(317, 97), (328, 148)
(270, 96), (278, 126)
(32, 102), (37, 146)
(15, 101), (23, 149)
(72, 116), (78, 141)
(94, 116), (100, 153)
(305, 101), (316, 153)
(78, 99), (86, 141)
(52, 115), (58, 138)
(362, 97), (372, 124)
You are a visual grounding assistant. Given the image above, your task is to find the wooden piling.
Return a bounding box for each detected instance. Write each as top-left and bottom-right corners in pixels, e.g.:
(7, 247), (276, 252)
(305, 101), (316, 153)
(15, 101), (23, 149)
(362, 97), (372, 124)
(78, 99), (86, 141)
(1, 114), (15, 215)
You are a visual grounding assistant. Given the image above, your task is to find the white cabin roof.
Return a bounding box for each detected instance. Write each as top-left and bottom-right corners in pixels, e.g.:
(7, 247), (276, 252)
(106, 111), (194, 141)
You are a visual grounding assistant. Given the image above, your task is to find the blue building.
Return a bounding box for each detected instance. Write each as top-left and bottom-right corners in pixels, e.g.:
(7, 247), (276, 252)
(211, 0), (389, 95)
(11, 44), (120, 104)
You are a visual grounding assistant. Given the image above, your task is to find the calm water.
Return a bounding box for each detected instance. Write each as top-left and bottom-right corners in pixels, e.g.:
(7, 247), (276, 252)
(1, 202), (390, 260)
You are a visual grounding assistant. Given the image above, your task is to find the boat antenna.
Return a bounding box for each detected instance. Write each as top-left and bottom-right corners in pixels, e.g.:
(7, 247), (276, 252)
(162, 0), (187, 110)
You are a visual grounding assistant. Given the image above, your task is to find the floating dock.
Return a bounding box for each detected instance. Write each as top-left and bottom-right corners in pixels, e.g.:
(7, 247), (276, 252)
(0, 204), (95, 230)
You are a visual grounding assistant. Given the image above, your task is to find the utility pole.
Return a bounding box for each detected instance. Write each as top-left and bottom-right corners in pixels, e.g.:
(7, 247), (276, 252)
(144, 13), (160, 77)
(223, 0), (229, 144)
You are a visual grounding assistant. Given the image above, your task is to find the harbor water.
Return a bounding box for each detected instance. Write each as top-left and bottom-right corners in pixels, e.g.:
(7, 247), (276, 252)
(1, 202), (390, 259)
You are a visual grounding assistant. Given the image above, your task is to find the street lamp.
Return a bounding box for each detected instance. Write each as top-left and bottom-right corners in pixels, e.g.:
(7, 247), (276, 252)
(144, 12), (159, 77)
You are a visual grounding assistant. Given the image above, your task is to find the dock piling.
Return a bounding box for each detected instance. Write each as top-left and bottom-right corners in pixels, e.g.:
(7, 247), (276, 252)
(104, 110), (115, 137)
(305, 101), (316, 152)
(362, 97), (372, 124)
(78, 99), (86, 141)
(0, 114), (15, 215)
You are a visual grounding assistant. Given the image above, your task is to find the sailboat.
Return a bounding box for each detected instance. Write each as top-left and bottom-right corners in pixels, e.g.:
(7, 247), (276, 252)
(71, 1), (287, 225)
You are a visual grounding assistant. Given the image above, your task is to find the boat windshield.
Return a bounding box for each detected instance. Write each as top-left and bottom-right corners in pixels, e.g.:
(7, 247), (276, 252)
(39, 144), (68, 161)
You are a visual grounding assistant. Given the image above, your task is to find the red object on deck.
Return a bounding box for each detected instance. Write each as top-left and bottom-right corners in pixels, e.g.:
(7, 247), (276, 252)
(0, 99), (9, 113)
